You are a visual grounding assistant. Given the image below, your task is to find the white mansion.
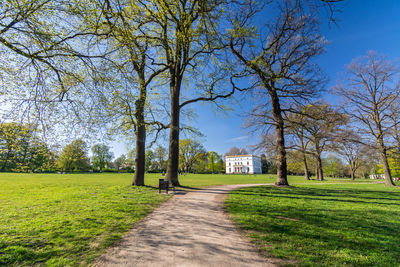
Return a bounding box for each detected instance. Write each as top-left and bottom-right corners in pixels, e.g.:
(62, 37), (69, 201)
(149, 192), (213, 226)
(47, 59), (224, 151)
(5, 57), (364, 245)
(225, 155), (262, 174)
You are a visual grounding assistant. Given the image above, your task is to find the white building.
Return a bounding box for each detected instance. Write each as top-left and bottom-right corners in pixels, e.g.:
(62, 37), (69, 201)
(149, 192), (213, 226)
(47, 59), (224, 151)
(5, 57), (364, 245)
(225, 155), (262, 174)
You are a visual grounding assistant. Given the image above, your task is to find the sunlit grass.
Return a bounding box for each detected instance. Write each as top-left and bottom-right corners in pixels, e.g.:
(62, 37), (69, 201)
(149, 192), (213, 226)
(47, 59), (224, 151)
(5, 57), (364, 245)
(225, 183), (400, 266)
(0, 172), (381, 266)
(0, 173), (171, 266)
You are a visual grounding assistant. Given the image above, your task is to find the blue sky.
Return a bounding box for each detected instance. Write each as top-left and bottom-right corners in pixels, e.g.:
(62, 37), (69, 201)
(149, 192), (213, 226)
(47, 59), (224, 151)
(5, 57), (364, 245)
(112, 0), (400, 158)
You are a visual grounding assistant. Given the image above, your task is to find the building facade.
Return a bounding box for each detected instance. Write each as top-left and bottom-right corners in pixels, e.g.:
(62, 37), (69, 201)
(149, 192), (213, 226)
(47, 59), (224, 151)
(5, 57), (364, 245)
(225, 155), (262, 174)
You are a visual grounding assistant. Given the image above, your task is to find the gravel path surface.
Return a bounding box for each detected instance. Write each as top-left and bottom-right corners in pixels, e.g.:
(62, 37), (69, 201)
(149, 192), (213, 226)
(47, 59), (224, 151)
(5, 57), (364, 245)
(94, 184), (276, 267)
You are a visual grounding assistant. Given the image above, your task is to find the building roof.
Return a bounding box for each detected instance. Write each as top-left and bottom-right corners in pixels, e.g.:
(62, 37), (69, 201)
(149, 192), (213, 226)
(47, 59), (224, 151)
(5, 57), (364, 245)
(225, 155), (260, 158)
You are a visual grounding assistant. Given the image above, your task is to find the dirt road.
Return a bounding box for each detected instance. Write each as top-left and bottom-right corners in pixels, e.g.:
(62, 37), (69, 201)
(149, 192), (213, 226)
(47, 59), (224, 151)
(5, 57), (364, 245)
(94, 184), (275, 267)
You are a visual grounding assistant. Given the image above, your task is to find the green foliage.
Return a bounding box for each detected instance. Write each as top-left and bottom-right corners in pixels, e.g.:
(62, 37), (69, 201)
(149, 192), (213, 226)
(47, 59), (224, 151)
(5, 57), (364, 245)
(57, 140), (90, 172)
(226, 184), (400, 266)
(323, 155), (347, 177)
(113, 154), (127, 171)
(153, 145), (167, 172)
(0, 123), (54, 172)
(91, 144), (114, 171)
(207, 151), (222, 173)
(145, 150), (154, 172)
(377, 151), (400, 177)
(179, 139), (206, 173)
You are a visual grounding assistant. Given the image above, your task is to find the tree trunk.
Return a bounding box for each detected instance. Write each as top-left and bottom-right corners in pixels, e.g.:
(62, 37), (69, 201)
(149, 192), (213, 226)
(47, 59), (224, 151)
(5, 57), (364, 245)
(270, 89), (288, 186)
(316, 154), (324, 181)
(378, 146), (395, 186)
(350, 161), (356, 180)
(132, 79), (147, 186)
(302, 150), (310, 180)
(133, 124), (146, 186)
(351, 170), (355, 180)
(165, 80), (181, 186)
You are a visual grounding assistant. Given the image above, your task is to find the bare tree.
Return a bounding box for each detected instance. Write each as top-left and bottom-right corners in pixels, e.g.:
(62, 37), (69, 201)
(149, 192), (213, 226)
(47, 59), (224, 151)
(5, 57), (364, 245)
(334, 51), (399, 186)
(333, 130), (366, 180)
(286, 111), (312, 180)
(230, 0), (329, 185)
(301, 104), (347, 180)
(225, 147), (249, 156)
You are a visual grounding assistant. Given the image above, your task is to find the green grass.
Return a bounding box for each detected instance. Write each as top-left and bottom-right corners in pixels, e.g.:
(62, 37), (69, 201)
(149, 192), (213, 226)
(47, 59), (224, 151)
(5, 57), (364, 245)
(225, 183), (400, 266)
(0, 173), (171, 266)
(148, 172), (378, 188)
(0, 172), (383, 266)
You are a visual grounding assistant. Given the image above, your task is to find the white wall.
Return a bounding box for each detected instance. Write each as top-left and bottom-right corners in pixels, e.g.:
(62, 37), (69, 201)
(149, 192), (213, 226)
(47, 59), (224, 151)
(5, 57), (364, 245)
(225, 155), (262, 174)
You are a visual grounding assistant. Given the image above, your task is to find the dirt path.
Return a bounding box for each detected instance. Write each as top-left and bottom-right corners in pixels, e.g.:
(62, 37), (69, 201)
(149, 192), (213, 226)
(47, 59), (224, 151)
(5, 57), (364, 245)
(94, 184), (276, 267)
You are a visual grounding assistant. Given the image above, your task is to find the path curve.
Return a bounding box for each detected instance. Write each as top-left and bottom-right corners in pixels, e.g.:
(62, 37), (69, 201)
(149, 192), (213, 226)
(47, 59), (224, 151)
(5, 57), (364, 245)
(94, 184), (276, 267)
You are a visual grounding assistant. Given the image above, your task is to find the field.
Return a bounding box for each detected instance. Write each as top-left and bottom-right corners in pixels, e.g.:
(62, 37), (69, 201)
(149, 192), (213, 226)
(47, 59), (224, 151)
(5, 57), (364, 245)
(225, 183), (400, 266)
(0, 172), (391, 266)
(0, 173), (171, 266)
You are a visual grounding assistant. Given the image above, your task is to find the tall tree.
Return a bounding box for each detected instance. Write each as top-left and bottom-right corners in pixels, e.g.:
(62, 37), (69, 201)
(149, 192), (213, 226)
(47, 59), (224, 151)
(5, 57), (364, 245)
(78, 0), (170, 186)
(91, 144), (113, 171)
(0, 122), (52, 172)
(153, 145), (167, 172)
(114, 154), (127, 171)
(334, 130), (366, 180)
(334, 51), (398, 186)
(301, 104), (347, 181)
(179, 139), (206, 173)
(287, 111), (312, 180)
(230, 0), (328, 185)
(208, 151), (222, 173)
(57, 139), (90, 172)
(145, 0), (236, 186)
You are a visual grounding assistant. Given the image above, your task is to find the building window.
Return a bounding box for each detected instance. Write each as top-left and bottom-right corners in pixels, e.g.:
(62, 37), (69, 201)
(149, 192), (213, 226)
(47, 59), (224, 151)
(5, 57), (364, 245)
(247, 161), (249, 165)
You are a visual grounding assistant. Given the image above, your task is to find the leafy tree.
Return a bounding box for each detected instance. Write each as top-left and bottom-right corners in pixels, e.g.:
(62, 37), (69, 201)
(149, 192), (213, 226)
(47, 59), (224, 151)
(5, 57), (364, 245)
(144, 0), (236, 186)
(260, 154), (270, 174)
(323, 155), (346, 178)
(0, 0), (107, 132)
(0, 123), (31, 171)
(179, 139), (206, 173)
(286, 150), (306, 175)
(208, 151), (222, 173)
(215, 158), (225, 173)
(114, 154), (127, 171)
(145, 150), (154, 172)
(377, 152), (400, 178)
(85, 0), (170, 186)
(153, 145), (167, 172)
(57, 140), (90, 172)
(193, 150), (209, 173)
(0, 122), (53, 172)
(91, 144), (113, 171)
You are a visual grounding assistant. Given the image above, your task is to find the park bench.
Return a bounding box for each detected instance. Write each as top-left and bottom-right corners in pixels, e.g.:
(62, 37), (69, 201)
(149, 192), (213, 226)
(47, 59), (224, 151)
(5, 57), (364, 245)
(159, 178), (175, 194)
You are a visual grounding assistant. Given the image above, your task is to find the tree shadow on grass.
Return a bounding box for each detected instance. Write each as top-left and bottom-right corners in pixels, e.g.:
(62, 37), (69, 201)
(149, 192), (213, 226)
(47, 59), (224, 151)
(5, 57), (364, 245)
(227, 185), (400, 266)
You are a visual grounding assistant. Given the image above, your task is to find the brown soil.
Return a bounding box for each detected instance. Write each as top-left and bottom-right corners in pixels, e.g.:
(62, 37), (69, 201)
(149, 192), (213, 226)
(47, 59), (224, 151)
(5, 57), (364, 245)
(94, 184), (276, 267)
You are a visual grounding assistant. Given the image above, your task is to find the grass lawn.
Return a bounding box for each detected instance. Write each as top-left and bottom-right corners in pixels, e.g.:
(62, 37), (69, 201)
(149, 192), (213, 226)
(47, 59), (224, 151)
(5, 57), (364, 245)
(0, 173), (172, 266)
(225, 183), (400, 266)
(0, 172), (382, 266)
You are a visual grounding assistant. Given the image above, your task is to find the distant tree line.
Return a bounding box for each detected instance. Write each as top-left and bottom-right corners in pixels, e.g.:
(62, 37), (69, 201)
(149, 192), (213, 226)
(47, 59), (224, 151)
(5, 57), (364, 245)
(0, 124), (229, 174)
